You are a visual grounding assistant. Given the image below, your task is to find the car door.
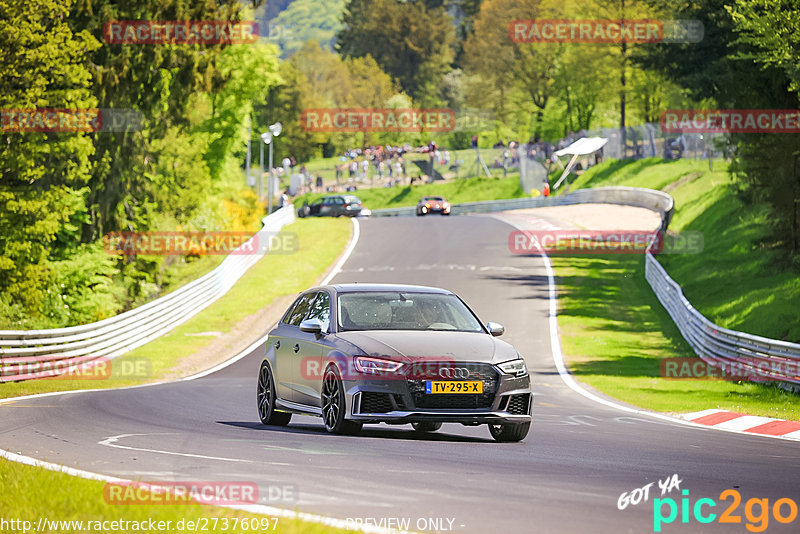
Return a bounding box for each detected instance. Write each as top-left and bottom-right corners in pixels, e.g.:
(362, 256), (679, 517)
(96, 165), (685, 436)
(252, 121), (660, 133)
(308, 199), (323, 216)
(293, 291), (332, 408)
(271, 292), (315, 402)
(331, 196), (346, 216)
(319, 197), (336, 217)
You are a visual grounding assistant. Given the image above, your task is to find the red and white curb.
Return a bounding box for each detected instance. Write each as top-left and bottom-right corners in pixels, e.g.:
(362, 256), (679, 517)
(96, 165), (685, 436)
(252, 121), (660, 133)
(680, 409), (800, 440)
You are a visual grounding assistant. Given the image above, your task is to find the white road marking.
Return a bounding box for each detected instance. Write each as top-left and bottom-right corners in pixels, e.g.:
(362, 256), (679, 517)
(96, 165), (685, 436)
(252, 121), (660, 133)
(321, 217), (360, 285)
(98, 433), (258, 463)
(340, 263), (523, 273)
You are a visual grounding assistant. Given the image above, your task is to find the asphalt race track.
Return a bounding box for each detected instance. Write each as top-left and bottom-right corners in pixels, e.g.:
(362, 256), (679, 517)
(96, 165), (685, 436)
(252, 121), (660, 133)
(2, 215), (799, 533)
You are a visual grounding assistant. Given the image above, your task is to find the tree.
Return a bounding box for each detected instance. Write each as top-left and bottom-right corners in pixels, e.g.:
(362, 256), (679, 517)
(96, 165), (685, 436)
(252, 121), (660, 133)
(638, 0), (800, 256)
(552, 44), (616, 132)
(0, 0), (106, 324)
(462, 0), (562, 136)
(336, 0), (455, 105)
(257, 41), (403, 160)
(268, 0), (345, 57)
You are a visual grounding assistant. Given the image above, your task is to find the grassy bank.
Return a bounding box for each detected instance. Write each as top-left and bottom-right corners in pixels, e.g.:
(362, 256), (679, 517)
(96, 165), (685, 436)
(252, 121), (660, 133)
(551, 157), (800, 419)
(0, 217), (353, 400)
(0, 457), (343, 534)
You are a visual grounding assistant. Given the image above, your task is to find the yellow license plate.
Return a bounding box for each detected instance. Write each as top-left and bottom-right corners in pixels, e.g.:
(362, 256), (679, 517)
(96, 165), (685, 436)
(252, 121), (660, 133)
(425, 381), (483, 394)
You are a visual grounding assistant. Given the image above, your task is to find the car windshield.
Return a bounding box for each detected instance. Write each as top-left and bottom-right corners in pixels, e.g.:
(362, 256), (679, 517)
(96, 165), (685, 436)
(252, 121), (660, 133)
(424, 197), (444, 202)
(337, 292), (484, 332)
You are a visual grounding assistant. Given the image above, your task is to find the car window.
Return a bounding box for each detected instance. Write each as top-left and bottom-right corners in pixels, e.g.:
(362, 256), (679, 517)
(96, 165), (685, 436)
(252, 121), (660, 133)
(306, 291), (331, 332)
(285, 293), (315, 326)
(333, 197), (345, 205)
(322, 197), (336, 205)
(337, 292), (484, 332)
(311, 199), (323, 206)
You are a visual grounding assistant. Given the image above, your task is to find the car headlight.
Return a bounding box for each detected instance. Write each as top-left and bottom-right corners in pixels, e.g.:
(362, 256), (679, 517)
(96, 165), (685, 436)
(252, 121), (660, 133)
(498, 359), (528, 377)
(354, 356), (404, 374)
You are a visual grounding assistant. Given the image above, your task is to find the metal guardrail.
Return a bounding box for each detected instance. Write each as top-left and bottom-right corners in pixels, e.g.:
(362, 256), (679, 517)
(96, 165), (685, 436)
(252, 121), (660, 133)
(0, 206), (296, 382)
(374, 186), (800, 387)
(371, 186), (674, 223)
(645, 254), (800, 386)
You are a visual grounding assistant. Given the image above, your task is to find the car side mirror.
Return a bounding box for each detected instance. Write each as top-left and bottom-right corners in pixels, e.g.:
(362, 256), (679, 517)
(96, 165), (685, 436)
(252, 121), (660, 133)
(487, 322), (504, 337)
(300, 318), (324, 335)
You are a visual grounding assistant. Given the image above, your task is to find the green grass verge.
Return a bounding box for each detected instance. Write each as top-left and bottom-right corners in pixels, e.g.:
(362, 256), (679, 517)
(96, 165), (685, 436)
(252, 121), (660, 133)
(552, 254), (800, 419)
(550, 157), (800, 419)
(0, 457), (345, 534)
(561, 157), (710, 192)
(0, 217), (352, 399)
(293, 175), (526, 211)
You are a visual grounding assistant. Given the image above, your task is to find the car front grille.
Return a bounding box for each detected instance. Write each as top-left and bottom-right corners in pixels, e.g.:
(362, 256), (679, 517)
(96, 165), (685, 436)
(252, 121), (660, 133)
(506, 393), (530, 415)
(359, 392), (393, 414)
(407, 363), (498, 410)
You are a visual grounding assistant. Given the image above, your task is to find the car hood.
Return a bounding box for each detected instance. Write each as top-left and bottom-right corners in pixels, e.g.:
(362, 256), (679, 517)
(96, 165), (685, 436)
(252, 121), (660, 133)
(335, 330), (518, 364)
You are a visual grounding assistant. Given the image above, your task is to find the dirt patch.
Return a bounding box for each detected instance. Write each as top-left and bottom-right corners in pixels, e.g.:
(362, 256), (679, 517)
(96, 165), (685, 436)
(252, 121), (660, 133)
(661, 172), (703, 193)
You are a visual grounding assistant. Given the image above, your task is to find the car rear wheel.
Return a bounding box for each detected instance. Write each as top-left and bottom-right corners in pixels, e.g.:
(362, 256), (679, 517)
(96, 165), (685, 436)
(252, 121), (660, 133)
(321, 366), (362, 435)
(488, 422), (530, 442)
(257, 362), (292, 426)
(412, 422), (442, 433)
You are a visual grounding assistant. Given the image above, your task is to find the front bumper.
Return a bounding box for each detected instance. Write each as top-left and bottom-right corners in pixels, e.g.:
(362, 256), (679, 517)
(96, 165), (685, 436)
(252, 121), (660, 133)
(344, 365), (532, 425)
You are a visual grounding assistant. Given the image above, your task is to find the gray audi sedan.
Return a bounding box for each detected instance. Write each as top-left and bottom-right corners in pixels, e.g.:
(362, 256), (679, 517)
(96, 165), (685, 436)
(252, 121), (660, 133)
(257, 284), (532, 441)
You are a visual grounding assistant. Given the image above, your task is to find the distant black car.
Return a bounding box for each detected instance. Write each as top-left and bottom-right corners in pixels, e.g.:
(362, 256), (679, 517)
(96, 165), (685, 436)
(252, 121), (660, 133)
(298, 195), (363, 218)
(416, 196), (451, 216)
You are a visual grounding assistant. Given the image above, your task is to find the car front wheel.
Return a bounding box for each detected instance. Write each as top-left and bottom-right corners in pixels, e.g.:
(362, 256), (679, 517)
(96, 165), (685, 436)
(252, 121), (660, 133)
(321, 366), (362, 435)
(488, 422), (530, 442)
(257, 361), (292, 426)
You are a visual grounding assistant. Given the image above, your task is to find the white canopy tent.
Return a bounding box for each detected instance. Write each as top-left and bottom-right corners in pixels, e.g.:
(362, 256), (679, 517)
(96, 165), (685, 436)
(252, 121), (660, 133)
(552, 137), (608, 190)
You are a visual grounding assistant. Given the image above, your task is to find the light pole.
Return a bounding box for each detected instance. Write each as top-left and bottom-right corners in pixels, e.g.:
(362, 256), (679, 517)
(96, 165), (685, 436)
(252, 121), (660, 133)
(260, 122), (282, 214)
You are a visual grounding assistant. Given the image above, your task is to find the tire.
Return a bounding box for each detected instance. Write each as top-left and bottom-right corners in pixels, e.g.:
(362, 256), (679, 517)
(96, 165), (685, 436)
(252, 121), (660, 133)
(412, 422), (442, 433)
(488, 422), (530, 442)
(257, 361), (292, 426)
(321, 366), (362, 435)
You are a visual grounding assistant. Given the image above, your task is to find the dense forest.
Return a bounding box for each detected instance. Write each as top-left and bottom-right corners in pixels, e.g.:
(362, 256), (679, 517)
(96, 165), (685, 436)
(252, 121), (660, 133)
(1, 0), (797, 329)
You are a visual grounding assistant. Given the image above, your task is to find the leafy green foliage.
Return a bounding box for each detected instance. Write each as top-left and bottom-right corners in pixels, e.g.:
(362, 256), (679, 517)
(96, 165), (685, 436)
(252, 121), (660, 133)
(269, 0), (345, 57)
(337, 0), (455, 105)
(0, 0), (99, 325)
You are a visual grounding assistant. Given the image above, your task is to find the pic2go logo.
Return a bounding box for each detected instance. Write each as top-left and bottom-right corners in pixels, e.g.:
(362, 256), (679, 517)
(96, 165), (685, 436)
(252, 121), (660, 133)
(653, 489), (799, 532)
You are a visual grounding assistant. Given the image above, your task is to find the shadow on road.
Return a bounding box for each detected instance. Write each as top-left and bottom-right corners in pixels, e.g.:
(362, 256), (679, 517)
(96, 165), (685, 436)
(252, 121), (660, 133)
(217, 421), (496, 443)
